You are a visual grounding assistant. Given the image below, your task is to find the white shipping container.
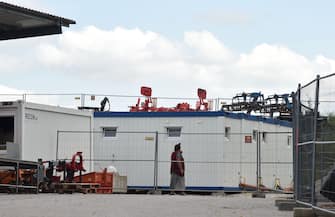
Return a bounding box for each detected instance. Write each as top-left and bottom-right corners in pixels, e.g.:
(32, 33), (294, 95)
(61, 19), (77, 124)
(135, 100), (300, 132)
(93, 111), (293, 191)
(0, 101), (94, 171)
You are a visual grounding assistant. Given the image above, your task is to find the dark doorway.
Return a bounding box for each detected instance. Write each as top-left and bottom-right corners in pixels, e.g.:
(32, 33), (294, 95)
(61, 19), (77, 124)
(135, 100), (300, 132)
(0, 116), (14, 151)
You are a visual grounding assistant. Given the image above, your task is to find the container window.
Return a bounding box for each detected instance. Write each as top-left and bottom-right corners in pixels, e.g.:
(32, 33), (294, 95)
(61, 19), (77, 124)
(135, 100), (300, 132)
(167, 127), (182, 137)
(103, 127), (117, 138)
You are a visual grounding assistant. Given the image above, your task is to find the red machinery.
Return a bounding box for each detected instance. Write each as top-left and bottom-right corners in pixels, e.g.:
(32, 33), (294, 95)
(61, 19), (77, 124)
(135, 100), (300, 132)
(37, 152), (86, 192)
(56, 151), (86, 182)
(130, 87), (209, 112)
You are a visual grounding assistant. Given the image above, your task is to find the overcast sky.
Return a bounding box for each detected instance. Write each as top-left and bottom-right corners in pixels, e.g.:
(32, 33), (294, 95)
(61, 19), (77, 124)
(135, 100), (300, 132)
(1, 0), (335, 102)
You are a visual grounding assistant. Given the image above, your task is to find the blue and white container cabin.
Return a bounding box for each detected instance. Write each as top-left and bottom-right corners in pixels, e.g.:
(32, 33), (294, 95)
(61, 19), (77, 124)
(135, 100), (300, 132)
(93, 111), (293, 192)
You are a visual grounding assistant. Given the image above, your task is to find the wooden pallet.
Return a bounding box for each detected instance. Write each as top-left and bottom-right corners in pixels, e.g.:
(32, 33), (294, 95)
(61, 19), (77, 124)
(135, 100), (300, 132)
(55, 183), (100, 194)
(96, 187), (113, 194)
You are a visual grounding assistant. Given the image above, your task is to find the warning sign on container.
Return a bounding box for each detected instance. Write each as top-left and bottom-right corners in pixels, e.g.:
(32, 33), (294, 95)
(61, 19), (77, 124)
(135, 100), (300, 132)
(245, 136), (252, 143)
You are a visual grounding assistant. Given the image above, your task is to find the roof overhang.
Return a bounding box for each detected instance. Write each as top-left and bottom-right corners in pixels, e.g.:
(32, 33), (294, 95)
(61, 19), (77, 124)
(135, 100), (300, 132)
(0, 1), (75, 40)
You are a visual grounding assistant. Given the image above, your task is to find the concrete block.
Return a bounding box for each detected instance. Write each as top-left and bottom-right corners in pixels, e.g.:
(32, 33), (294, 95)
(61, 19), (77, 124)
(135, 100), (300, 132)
(113, 174), (127, 193)
(275, 199), (295, 207)
(293, 208), (315, 217)
(278, 201), (296, 211)
(252, 192), (266, 198)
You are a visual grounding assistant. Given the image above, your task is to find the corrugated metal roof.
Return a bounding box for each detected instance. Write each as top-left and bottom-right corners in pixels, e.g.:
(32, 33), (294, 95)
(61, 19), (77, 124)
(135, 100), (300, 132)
(0, 1), (75, 40)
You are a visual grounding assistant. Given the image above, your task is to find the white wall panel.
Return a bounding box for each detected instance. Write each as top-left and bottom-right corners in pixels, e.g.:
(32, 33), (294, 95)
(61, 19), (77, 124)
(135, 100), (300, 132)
(94, 113), (292, 189)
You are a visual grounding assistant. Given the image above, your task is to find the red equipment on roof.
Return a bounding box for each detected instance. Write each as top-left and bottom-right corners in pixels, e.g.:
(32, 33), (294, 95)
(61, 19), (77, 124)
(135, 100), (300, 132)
(196, 88), (208, 111)
(130, 86), (156, 112)
(129, 87), (209, 112)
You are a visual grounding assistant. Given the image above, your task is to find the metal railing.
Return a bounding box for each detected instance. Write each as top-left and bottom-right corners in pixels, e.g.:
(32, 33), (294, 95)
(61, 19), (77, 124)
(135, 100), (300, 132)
(0, 158), (40, 193)
(0, 93), (229, 111)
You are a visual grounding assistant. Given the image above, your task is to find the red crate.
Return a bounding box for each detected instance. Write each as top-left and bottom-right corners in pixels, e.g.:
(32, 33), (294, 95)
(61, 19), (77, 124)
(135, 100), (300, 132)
(73, 169), (113, 187)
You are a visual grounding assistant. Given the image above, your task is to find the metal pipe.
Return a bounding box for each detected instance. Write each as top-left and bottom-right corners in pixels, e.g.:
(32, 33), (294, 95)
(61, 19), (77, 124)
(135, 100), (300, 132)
(0, 184), (37, 189)
(296, 200), (335, 216)
(314, 141), (335, 145)
(297, 141), (314, 146)
(311, 75), (320, 205)
(319, 72), (335, 80)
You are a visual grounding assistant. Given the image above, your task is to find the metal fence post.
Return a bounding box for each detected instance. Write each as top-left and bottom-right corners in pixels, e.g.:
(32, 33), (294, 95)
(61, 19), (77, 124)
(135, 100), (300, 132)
(36, 163), (39, 194)
(16, 161), (19, 193)
(256, 131), (261, 192)
(294, 85), (301, 200)
(56, 130), (59, 161)
(154, 131), (158, 191)
(259, 131), (262, 191)
(90, 130), (93, 172)
(312, 75), (320, 205)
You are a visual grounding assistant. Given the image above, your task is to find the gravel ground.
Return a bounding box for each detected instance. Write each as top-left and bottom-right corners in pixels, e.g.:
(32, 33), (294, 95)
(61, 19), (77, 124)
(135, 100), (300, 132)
(0, 193), (292, 217)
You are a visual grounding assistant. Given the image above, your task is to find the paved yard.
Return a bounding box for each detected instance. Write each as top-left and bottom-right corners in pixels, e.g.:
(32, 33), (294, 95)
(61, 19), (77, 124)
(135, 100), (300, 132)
(0, 193), (292, 217)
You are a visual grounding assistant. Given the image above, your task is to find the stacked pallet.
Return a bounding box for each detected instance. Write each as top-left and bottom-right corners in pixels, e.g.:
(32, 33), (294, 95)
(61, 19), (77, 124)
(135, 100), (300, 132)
(55, 183), (100, 194)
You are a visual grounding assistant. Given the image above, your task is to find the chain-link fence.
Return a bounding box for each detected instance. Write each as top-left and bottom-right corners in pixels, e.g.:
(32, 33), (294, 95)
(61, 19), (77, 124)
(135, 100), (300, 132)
(295, 73), (335, 214)
(56, 130), (292, 193)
